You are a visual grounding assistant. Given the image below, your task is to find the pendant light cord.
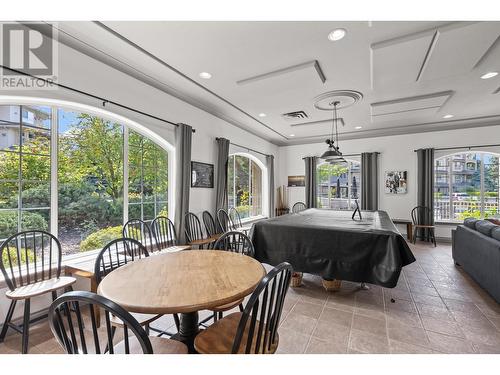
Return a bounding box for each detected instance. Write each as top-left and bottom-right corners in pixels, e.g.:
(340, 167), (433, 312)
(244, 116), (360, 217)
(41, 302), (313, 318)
(334, 101), (339, 152)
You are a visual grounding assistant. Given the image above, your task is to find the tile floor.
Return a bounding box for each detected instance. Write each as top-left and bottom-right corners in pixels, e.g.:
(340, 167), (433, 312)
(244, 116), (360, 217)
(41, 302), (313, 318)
(1, 241), (499, 354)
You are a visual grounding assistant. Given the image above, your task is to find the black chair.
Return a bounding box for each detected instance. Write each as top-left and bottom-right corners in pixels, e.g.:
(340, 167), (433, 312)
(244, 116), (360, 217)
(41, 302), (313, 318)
(213, 231), (255, 257)
(209, 231), (256, 322)
(49, 291), (188, 354)
(202, 210), (220, 238)
(217, 208), (235, 233)
(94, 238), (179, 338)
(123, 219), (155, 253)
(0, 230), (76, 353)
(185, 212), (215, 249)
(229, 207), (252, 235)
(411, 206), (436, 247)
(194, 262), (293, 354)
(151, 216), (190, 253)
(292, 202), (306, 214)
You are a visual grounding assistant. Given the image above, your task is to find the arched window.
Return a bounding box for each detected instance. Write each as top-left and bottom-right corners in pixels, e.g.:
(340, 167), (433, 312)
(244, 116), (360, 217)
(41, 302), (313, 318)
(0, 104), (171, 255)
(434, 152), (499, 221)
(316, 160), (361, 210)
(227, 153), (264, 219)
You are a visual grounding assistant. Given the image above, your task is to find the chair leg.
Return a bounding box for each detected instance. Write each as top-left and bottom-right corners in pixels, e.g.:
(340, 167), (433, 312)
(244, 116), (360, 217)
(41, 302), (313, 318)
(22, 299), (31, 354)
(145, 324), (150, 336)
(413, 227), (418, 244)
(213, 312), (218, 322)
(432, 229), (437, 247)
(51, 291), (57, 301)
(173, 314), (180, 331)
(218, 311), (223, 320)
(238, 303), (244, 312)
(0, 300), (17, 342)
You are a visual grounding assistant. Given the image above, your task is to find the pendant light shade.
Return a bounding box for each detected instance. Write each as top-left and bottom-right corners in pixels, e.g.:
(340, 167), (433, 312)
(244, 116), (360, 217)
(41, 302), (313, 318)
(321, 101), (345, 164)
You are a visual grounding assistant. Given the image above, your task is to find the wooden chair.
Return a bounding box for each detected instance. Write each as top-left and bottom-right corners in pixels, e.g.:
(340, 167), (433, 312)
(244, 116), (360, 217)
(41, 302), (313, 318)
(151, 216), (191, 253)
(229, 207), (252, 235)
(123, 219), (155, 253)
(292, 202), (306, 214)
(194, 262), (293, 354)
(94, 238), (179, 339)
(411, 206), (436, 247)
(202, 211), (220, 239)
(185, 212), (216, 249)
(217, 208), (236, 233)
(49, 291), (187, 354)
(213, 231), (255, 257)
(0, 230), (76, 353)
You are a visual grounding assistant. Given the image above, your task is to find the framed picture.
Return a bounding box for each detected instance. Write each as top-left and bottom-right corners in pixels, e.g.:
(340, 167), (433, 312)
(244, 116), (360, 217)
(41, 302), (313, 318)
(288, 175), (305, 187)
(385, 170), (407, 194)
(191, 161), (214, 188)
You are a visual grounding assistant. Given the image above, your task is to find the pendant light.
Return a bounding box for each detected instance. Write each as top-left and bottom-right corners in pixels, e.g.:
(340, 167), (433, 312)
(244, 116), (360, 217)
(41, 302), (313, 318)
(320, 101), (346, 164)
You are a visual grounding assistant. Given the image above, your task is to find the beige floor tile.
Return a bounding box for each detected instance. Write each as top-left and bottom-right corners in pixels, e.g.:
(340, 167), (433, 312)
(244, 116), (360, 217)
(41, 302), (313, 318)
(349, 329), (390, 354)
(427, 331), (475, 354)
(352, 314), (387, 337)
(280, 312), (318, 336)
(311, 320), (351, 344)
(275, 327), (310, 354)
(290, 301), (324, 319)
(421, 316), (464, 338)
(318, 307), (353, 328)
(387, 324), (429, 347)
(305, 336), (348, 354)
(389, 339), (435, 354)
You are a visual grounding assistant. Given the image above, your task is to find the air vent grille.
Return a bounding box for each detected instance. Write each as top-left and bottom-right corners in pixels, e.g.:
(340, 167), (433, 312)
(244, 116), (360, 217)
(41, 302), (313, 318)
(282, 110), (308, 121)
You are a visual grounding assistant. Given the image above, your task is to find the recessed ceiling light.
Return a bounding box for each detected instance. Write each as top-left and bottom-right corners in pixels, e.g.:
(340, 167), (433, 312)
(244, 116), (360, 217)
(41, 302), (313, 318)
(443, 114), (454, 119)
(480, 72), (498, 79)
(328, 28), (346, 42)
(199, 72), (212, 79)
(289, 134), (295, 137)
(355, 126), (362, 129)
(258, 113), (267, 117)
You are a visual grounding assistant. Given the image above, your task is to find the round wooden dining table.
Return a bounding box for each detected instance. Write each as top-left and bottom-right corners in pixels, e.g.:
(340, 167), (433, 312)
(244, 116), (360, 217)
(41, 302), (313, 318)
(97, 250), (265, 352)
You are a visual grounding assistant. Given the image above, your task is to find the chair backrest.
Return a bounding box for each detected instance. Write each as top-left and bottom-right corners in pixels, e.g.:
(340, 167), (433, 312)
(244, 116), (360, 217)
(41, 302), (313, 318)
(94, 238), (149, 285)
(411, 206), (432, 226)
(231, 262), (293, 354)
(202, 211), (219, 238)
(184, 212), (205, 243)
(229, 207), (243, 228)
(0, 230), (63, 291)
(213, 231), (255, 257)
(292, 202), (306, 214)
(217, 208), (235, 233)
(151, 216), (178, 250)
(122, 219), (154, 253)
(49, 291), (153, 354)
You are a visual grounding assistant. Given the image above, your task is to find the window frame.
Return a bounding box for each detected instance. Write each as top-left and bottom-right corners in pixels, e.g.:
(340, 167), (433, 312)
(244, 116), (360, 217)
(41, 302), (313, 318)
(316, 159), (361, 210)
(227, 152), (267, 220)
(0, 101), (173, 255)
(434, 151), (500, 222)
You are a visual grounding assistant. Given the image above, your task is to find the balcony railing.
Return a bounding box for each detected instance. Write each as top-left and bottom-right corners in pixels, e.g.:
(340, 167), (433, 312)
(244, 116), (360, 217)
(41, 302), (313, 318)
(434, 199), (499, 221)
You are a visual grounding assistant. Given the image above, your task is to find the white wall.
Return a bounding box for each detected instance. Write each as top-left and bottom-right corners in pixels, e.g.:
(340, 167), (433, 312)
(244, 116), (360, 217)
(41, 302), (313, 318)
(279, 125), (500, 238)
(0, 41), (278, 323)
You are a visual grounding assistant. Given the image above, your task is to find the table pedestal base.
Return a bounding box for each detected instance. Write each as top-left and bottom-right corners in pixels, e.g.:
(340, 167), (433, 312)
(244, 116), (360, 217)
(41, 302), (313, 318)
(171, 312), (199, 353)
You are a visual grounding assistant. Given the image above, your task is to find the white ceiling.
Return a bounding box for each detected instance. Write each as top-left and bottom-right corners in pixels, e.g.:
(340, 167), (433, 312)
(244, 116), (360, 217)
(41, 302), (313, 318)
(53, 21), (500, 146)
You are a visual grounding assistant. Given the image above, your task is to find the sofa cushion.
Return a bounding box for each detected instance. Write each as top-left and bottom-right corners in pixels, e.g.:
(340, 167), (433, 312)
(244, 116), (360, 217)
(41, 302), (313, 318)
(475, 220), (497, 237)
(464, 218), (479, 229)
(486, 218), (500, 226)
(492, 227), (500, 241)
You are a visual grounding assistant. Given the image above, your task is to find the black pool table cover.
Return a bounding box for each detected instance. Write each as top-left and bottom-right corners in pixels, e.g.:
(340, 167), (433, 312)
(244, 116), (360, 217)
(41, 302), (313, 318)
(251, 209), (415, 288)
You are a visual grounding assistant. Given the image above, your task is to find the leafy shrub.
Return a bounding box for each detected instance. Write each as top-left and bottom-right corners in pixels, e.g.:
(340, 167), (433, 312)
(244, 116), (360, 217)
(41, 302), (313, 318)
(158, 207), (168, 218)
(1, 247), (35, 267)
(80, 225), (123, 252)
(58, 182), (123, 228)
(0, 211), (48, 240)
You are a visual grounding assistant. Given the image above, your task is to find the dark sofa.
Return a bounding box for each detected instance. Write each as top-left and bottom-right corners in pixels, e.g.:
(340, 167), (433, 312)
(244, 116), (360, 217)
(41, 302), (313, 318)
(452, 218), (500, 303)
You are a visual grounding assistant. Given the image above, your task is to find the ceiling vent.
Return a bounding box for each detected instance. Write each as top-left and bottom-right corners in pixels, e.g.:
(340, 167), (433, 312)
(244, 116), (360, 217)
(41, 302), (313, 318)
(282, 110), (308, 121)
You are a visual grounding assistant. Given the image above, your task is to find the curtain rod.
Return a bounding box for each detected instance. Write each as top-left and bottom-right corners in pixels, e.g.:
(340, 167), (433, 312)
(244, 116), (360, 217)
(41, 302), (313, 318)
(414, 144), (500, 152)
(216, 137), (271, 157)
(302, 152), (380, 160)
(0, 65), (195, 133)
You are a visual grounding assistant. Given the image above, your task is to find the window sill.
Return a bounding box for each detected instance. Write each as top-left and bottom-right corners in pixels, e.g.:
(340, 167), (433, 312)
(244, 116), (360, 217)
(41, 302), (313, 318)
(241, 215), (266, 225)
(0, 249), (101, 290)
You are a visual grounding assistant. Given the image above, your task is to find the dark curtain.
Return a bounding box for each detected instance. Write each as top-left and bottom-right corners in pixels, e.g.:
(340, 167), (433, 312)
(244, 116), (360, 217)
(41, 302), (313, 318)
(361, 152), (378, 210)
(304, 156), (317, 208)
(416, 148), (435, 241)
(215, 137), (230, 212)
(174, 123), (192, 244)
(266, 155), (275, 217)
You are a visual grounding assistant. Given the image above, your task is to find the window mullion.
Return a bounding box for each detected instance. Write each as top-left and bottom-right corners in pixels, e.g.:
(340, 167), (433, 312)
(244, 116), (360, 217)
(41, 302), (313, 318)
(123, 127), (129, 224)
(480, 154), (485, 217)
(50, 107), (58, 237)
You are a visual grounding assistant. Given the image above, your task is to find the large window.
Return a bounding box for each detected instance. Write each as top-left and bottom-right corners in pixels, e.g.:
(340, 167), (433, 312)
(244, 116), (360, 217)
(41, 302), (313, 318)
(316, 160), (361, 210)
(227, 154), (263, 219)
(0, 104), (170, 255)
(434, 152), (499, 221)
